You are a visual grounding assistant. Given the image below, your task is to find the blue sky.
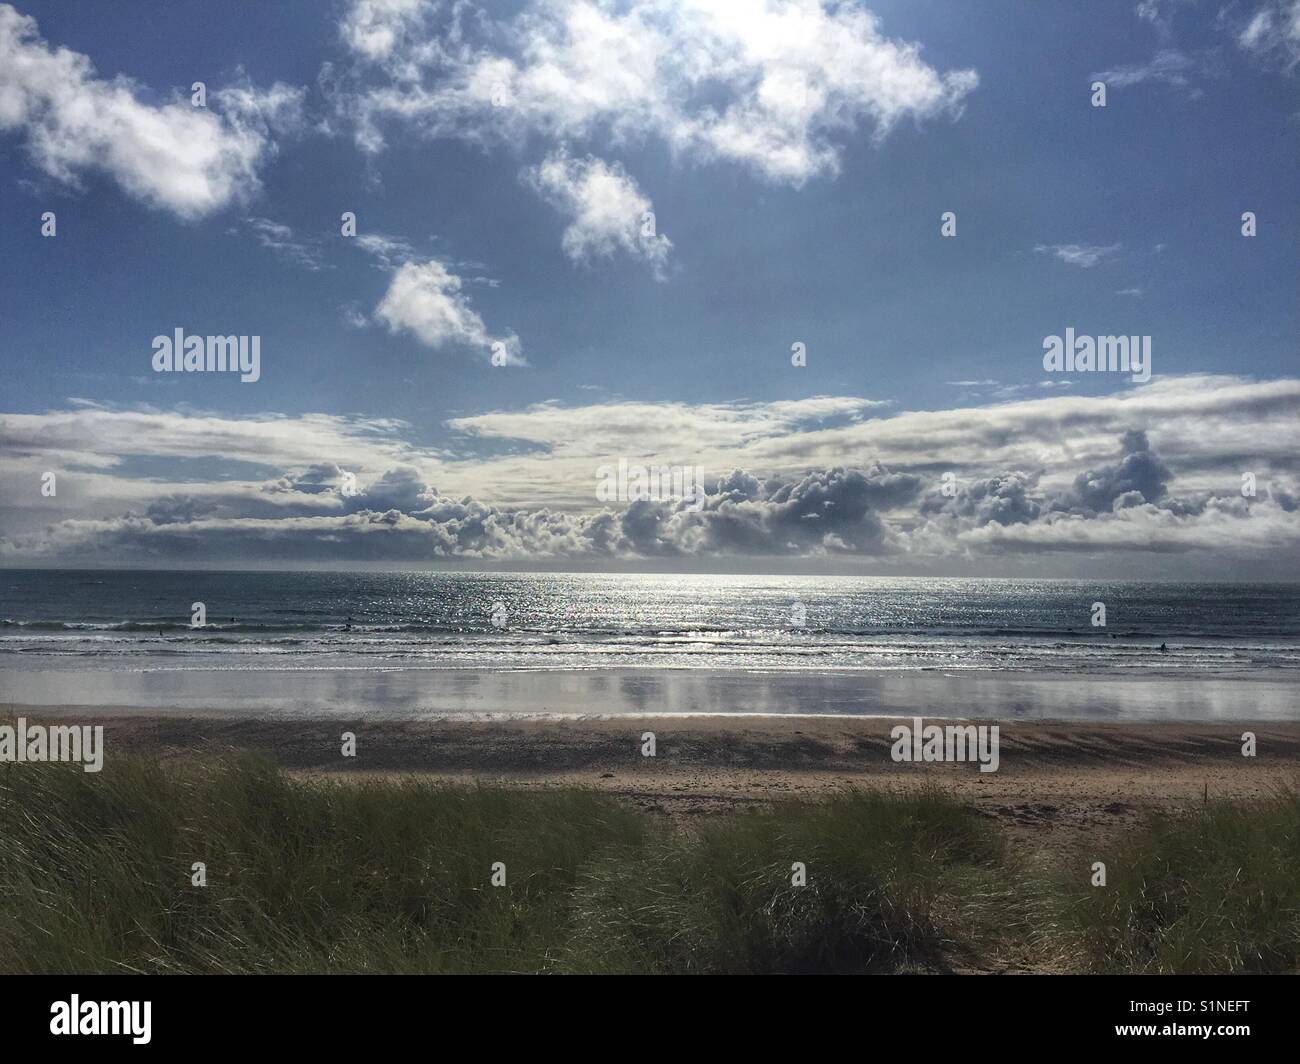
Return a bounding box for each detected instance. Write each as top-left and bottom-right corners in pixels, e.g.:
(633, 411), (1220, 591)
(0, 0), (1297, 574)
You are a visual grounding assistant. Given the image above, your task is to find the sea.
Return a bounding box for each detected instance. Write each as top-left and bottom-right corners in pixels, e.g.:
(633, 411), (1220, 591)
(1, 570), (1297, 720)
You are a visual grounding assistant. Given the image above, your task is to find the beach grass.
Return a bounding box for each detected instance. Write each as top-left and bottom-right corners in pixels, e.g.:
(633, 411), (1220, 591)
(1053, 787), (1300, 974)
(0, 753), (1013, 974)
(560, 786), (1020, 973)
(0, 753), (1296, 974)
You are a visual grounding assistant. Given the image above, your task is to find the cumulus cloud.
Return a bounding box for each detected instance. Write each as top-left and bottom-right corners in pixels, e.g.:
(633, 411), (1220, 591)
(333, 0), (978, 186)
(373, 258), (523, 363)
(265, 462), (356, 497)
(634, 464), (925, 557)
(724, 466), (917, 551)
(1048, 429), (1172, 515)
(1, 378), (1297, 571)
(6, 377), (1295, 517)
(347, 230), (517, 361)
(0, 5), (302, 219)
(523, 150), (672, 277)
(437, 376), (1300, 514)
(0, 461), (920, 563)
(357, 464), (438, 512)
(920, 471), (1043, 527)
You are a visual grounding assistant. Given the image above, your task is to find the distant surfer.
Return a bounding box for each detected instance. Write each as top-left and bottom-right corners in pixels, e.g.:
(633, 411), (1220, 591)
(1159, 642), (1168, 653)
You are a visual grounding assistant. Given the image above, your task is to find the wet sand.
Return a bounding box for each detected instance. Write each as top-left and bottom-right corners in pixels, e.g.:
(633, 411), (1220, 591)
(2, 665), (1298, 721)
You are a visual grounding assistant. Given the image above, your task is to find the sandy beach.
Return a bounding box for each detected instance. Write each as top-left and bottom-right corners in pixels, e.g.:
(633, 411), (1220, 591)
(10, 707), (1298, 867)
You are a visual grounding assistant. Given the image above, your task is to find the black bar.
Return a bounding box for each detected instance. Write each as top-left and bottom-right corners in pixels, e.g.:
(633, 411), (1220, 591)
(0, 974), (1287, 1050)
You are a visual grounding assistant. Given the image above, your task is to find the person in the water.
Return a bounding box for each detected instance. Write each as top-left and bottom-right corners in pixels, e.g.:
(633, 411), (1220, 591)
(1159, 642), (1168, 652)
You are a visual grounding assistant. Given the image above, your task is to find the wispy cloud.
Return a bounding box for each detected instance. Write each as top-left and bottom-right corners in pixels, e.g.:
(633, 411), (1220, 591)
(1034, 243), (1122, 268)
(242, 217), (328, 270)
(1092, 47), (1211, 100)
(1236, 1), (1300, 69)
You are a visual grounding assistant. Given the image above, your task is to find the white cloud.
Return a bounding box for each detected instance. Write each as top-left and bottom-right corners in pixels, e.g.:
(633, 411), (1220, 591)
(523, 150), (672, 277)
(1, 377), (1297, 570)
(0, 5), (302, 219)
(960, 498), (1299, 556)
(340, 0), (436, 65)
(443, 375), (1300, 508)
(213, 77), (306, 136)
(342, 303), (370, 328)
(1237, 1), (1300, 67)
(374, 258), (522, 363)
(335, 0), (978, 186)
(447, 395), (881, 462)
(354, 231), (419, 267)
(1033, 242), (1121, 268)
(1092, 49), (1201, 92)
(243, 217), (326, 270)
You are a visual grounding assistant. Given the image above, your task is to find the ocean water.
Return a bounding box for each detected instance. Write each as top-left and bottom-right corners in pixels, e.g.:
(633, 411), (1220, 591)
(2, 569), (1298, 675)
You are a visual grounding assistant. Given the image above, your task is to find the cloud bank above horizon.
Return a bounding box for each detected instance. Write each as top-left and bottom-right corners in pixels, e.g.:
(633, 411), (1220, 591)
(3, 375), (1296, 575)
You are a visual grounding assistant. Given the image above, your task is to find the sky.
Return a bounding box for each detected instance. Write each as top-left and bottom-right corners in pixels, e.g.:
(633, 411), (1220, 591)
(0, 0), (1297, 576)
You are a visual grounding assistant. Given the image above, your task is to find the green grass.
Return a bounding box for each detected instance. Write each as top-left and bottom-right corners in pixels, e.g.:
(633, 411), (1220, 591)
(0, 754), (653, 973)
(1, 754), (1296, 974)
(1055, 787), (1300, 974)
(561, 787), (1019, 973)
(0, 754), (1011, 974)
